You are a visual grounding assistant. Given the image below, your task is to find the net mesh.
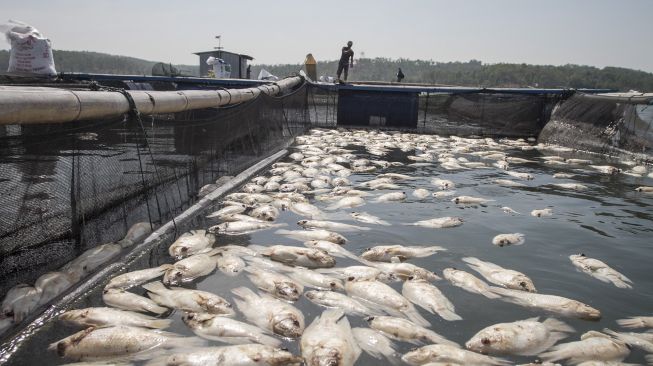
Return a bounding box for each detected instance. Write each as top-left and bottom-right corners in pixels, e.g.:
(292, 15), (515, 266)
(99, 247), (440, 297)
(0, 84), (309, 296)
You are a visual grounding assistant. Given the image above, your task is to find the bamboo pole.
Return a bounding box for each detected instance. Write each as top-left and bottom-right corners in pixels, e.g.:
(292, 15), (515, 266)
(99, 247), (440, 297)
(0, 76), (302, 125)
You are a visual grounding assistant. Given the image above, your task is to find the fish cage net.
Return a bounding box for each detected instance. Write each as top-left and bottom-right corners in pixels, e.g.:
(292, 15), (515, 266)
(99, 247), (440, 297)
(0, 83), (309, 297)
(308, 84), (561, 137)
(538, 93), (653, 157)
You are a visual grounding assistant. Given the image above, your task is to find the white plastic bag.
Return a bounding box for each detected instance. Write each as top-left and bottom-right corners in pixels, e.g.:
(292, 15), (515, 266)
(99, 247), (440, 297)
(257, 69), (278, 81)
(2, 20), (57, 75)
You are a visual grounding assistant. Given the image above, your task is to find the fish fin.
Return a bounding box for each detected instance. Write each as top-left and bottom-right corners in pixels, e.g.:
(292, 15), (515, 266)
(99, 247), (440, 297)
(581, 330), (610, 340)
(617, 317), (647, 329)
(402, 305), (430, 327)
(147, 318), (173, 329)
(231, 286), (258, 301)
(141, 281), (166, 294)
(390, 256), (402, 263)
(543, 318), (574, 333)
(439, 310), (463, 321)
(149, 303), (169, 316)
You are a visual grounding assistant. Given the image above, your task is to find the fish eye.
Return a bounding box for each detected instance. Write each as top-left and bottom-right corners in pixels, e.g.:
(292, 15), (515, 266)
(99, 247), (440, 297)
(347, 276), (355, 281)
(293, 320), (300, 326)
(408, 276), (414, 280)
(519, 281), (527, 288)
(481, 337), (491, 345)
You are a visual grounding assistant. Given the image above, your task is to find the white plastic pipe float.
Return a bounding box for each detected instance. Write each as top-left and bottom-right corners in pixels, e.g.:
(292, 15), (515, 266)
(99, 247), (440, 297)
(0, 76), (303, 125)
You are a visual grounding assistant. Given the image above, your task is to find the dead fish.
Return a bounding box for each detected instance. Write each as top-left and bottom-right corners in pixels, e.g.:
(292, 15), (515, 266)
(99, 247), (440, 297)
(102, 288), (168, 315)
(182, 312), (281, 346)
(215, 253), (245, 276)
(505, 171), (534, 180)
(492, 233), (525, 247)
(552, 183), (588, 191)
(569, 254), (633, 289)
(433, 190), (456, 198)
(407, 216), (463, 228)
(305, 291), (379, 316)
(490, 287), (601, 320)
(59, 307), (171, 329)
(345, 279), (428, 326)
(168, 230), (215, 260)
(539, 331), (629, 364)
(117, 222), (152, 248)
(443, 268), (500, 299)
(35, 271), (76, 306)
(301, 309), (361, 366)
(244, 267), (304, 301)
(206, 204), (247, 219)
(303, 240), (363, 263)
(402, 344), (510, 365)
(350, 212), (391, 226)
(250, 205), (280, 222)
(531, 208), (553, 217)
(590, 165), (621, 175)
(373, 262), (440, 281)
(374, 192), (407, 202)
(48, 325), (204, 361)
(352, 327), (401, 365)
(163, 250), (218, 285)
(326, 196), (365, 210)
(466, 317), (574, 356)
(62, 243), (122, 280)
(1, 284), (41, 322)
(412, 188), (430, 199)
(451, 196), (491, 204)
(319, 266), (385, 282)
(463, 257), (536, 292)
(285, 267), (344, 291)
(635, 186), (653, 193)
(231, 286), (304, 338)
(602, 328), (653, 353)
(616, 315), (653, 329)
(297, 219), (369, 232)
(552, 173), (576, 179)
(289, 202), (324, 219)
(275, 229), (347, 245)
(366, 316), (458, 347)
(361, 245), (446, 262)
(143, 281), (234, 316)
(105, 265), (174, 290)
(258, 244), (336, 268)
(208, 221), (286, 235)
(494, 179), (528, 187)
(402, 278), (461, 321)
(147, 344), (301, 366)
(501, 206), (520, 214)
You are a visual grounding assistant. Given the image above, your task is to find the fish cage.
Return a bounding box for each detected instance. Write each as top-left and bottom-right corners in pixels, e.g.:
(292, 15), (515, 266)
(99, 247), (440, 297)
(0, 75), (652, 364)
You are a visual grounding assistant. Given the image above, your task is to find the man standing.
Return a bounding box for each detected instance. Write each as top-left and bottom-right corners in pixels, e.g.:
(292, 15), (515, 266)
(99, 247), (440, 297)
(396, 67), (405, 82)
(336, 41), (354, 83)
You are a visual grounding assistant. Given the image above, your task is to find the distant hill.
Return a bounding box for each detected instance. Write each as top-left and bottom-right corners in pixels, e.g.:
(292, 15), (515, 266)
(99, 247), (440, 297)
(0, 49), (199, 76)
(1, 49), (652, 91)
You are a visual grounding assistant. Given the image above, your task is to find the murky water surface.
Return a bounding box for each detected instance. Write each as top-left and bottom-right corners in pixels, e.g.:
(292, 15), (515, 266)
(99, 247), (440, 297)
(6, 130), (653, 365)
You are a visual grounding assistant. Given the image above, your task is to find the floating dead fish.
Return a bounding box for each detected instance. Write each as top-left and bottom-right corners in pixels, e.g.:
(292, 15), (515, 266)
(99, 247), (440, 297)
(569, 254), (633, 289)
(539, 331), (629, 364)
(352, 327), (401, 365)
(466, 317), (573, 356)
(275, 229), (347, 245)
(616, 315), (653, 329)
(244, 267), (304, 301)
(402, 278), (461, 321)
(60, 307), (171, 329)
(350, 212), (391, 226)
(374, 192), (407, 202)
(407, 216), (463, 228)
(102, 288), (168, 315)
(48, 325), (204, 361)
(35, 271), (76, 305)
(143, 281), (234, 316)
(208, 221), (286, 235)
(402, 344), (510, 365)
(463, 257), (536, 292)
(345, 279), (428, 326)
(231, 286), (304, 338)
(163, 250), (218, 285)
(301, 309), (361, 366)
(148, 344), (302, 366)
(552, 183), (589, 191)
(366, 316), (458, 347)
(257, 244), (336, 268)
(492, 233), (525, 247)
(361, 245), (446, 262)
(490, 287), (601, 320)
(531, 208), (553, 217)
(297, 219), (369, 232)
(452, 196), (492, 204)
(443, 268), (500, 299)
(1, 284), (41, 322)
(168, 230), (215, 260)
(304, 290), (379, 316)
(182, 312), (281, 346)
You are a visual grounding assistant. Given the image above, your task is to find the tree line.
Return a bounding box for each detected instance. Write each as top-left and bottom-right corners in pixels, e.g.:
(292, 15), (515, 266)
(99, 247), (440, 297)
(1, 49), (652, 91)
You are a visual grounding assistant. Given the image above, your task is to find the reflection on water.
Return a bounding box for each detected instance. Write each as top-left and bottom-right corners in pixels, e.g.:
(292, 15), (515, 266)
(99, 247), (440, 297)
(5, 132), (653, 365)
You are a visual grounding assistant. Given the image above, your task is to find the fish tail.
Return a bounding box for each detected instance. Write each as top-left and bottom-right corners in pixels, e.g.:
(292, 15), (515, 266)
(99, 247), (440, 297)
(481, 287), (502, 299)
(439, 310), (463, 321)
(543, 318), (574, 333)
(141, 281), (167, 294)
(538, 344), (571, 363)
(616, 317), (647, 329)
(147, 318), (173, 329)
(148, 303), (169, 316)
(255, 333), (283, 347)
(403, 305), (430, 327)
(231, 286), (258, 301)
(320, 308), (345, 323)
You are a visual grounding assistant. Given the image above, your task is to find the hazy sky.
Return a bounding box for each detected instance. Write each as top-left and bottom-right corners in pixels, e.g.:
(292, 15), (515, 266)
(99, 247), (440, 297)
(2, 0), (652, 72)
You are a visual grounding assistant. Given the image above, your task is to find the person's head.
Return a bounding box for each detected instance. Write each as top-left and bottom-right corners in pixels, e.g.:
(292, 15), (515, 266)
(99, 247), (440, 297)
(347, 41), (353, 47)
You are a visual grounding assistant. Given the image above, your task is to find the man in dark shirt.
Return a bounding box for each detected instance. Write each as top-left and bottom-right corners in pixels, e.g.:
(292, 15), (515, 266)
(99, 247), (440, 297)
(336, 41), (354, 82)
(396, 67), (405, 82)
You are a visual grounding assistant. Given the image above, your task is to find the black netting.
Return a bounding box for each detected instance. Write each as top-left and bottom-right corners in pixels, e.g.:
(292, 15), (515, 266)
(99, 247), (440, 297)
(538, 93), (653, 156)
(0, 84), (309, 296)
(307, 84), (560, 137)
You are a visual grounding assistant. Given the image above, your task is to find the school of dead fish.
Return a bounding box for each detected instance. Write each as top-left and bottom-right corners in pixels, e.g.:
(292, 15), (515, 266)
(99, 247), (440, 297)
(2, 128), (653, 365)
